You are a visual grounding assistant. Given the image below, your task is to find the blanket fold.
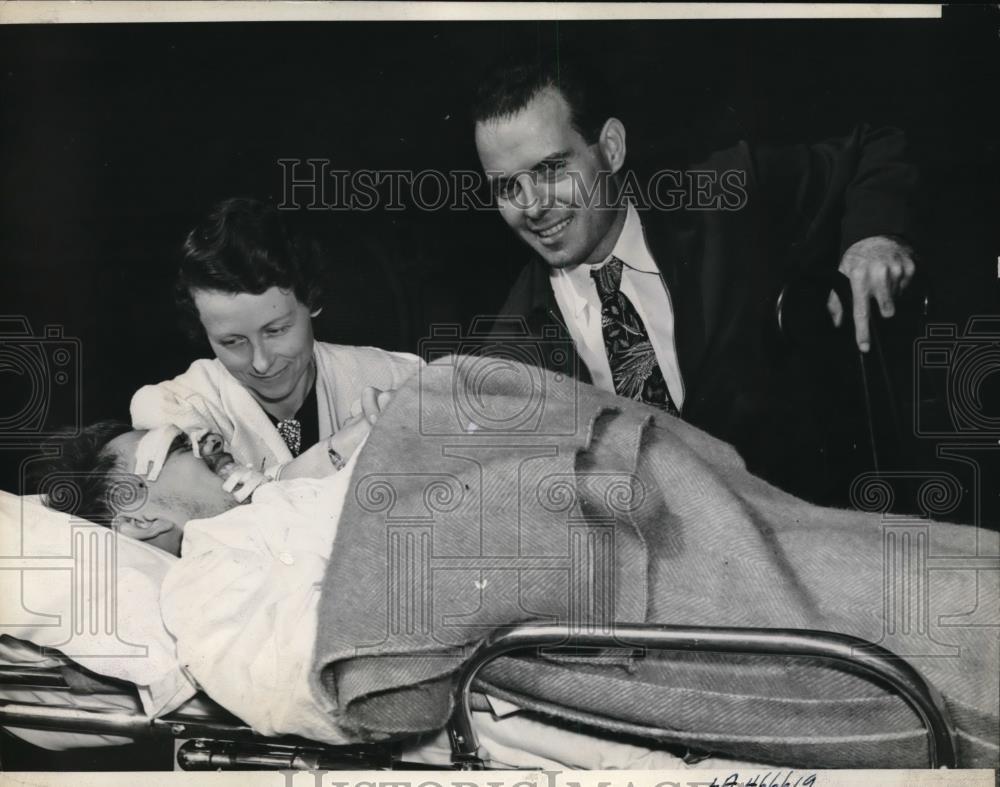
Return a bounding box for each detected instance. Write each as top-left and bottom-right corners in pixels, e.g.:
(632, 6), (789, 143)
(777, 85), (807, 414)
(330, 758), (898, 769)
(312, 357), (999, 767)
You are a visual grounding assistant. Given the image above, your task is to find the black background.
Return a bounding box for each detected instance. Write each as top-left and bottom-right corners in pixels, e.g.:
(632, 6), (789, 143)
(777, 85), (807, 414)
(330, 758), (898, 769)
(1, 11), (998, 507)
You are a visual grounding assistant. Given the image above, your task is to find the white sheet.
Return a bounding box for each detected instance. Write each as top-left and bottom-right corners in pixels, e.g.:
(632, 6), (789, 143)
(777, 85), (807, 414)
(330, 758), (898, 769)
(0, 490), (197, 716)
(0, 459), (751, 768)
(160, 454), (359, 743)
(398, 705), (760, 770)
(0, 673), (757, 771)
(0, 635), (138, 750)
(158, 454), (753, 770)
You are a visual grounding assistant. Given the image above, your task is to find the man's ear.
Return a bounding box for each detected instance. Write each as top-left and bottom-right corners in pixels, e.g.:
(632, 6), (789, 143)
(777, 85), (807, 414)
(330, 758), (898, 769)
(113, 514), (175, 543)
(598, 117), (627, 175)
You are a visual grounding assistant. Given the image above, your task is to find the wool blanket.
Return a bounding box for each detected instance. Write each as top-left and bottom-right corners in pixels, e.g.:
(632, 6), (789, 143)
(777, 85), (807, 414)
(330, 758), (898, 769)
(311, 356), (999, 767)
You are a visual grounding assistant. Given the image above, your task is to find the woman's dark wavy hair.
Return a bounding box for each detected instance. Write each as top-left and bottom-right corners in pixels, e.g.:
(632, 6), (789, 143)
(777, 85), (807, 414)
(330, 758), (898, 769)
(471, 56), (616, 144)
(176, 197), (327, 340)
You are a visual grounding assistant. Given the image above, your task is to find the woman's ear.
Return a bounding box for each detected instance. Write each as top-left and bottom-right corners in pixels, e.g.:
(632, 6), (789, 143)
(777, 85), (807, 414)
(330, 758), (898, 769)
(310, 307), (323, 318)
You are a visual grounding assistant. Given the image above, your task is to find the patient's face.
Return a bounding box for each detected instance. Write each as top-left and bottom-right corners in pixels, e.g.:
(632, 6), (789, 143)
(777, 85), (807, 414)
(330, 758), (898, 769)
(106, 430), (238, 555)
(192, 286), (316, 412)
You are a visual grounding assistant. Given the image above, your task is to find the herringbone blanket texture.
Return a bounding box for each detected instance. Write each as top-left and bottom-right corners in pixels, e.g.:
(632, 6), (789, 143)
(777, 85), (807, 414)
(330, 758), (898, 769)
(312, 357), (998, 767)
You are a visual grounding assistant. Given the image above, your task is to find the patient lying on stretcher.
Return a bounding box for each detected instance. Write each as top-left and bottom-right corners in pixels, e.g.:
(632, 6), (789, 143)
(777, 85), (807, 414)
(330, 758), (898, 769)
(39, 360), (1000, 768)
(38, 417), (718, 768)
(45, 381), (393, 556)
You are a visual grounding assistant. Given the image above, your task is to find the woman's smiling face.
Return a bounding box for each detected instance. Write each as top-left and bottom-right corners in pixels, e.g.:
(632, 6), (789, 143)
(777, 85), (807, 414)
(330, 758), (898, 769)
(192, 286), (315, 406)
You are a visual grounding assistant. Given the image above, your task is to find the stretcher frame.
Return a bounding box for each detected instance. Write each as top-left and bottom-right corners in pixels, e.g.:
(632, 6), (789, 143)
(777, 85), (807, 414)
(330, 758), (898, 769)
(1, 264), (948, 769)
(0, 623), (959, 770)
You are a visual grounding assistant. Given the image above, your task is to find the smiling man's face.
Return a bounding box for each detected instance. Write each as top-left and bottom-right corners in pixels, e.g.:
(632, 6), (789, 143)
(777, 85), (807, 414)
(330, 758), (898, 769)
(475, 85), (626, 270)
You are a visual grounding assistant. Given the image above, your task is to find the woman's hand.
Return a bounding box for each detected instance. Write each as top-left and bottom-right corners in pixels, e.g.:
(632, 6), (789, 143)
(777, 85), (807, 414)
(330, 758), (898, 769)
(277, 414), (372, 481)
(327, 412), (374, 458)
(134, 424), (210, 481)
(221, 465), (270, 503)
(275, 389), (395, 481)
(349, 387), (396, 426)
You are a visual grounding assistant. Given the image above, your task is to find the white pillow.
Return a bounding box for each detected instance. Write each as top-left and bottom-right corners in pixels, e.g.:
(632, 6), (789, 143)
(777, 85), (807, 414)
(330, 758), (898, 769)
(0, 490), (197, 715)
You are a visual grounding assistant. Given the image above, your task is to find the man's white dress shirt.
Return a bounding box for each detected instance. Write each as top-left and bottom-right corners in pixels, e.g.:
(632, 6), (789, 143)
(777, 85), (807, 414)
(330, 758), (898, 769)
(549, 203), (685, 408)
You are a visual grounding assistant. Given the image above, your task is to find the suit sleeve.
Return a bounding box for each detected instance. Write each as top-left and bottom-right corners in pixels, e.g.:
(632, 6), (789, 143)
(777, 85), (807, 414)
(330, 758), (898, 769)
(745, 124), (919, 268)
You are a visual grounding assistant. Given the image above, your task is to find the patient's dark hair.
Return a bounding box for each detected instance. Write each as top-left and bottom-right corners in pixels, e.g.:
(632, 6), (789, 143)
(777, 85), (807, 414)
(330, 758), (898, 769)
(176, 197), (326, 339)
(35, 421), (133, 527)
(472, 56), (615, 144)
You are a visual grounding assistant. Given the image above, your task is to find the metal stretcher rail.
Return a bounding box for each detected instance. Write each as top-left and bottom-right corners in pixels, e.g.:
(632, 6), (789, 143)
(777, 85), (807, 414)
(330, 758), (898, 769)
(0, 624), (959, 770)
(0, 669), (406, 769)
(447, 624), (959, 770)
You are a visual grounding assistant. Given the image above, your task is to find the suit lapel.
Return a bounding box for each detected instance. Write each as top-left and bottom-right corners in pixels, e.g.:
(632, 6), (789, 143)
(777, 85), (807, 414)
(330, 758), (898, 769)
(519, 257), (592, 385)
(642, 213), (707, 409)
(523, 256), (559, 318)
(519, 215), (711, 401)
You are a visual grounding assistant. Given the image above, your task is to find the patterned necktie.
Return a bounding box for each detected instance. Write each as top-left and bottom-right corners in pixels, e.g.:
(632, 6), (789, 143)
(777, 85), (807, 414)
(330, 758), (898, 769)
(276, 419), (302, 456)
(591, 256), (679, 415)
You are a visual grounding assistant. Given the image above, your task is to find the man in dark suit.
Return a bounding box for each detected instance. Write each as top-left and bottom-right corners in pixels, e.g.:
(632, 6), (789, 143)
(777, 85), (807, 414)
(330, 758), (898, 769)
(473, 59), (918, 503)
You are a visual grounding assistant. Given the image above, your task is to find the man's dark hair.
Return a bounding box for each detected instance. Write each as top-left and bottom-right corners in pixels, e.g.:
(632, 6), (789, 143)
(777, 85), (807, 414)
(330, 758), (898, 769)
(176, 197), (327, 340)
(472, 57), (616, 144)
(34, 421), (134, 527)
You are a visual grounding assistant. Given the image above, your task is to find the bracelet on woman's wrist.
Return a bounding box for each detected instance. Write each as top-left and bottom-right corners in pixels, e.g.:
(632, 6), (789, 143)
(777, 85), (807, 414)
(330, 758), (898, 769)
(265, 463), (286, 481)
(327, 446), (347, 471)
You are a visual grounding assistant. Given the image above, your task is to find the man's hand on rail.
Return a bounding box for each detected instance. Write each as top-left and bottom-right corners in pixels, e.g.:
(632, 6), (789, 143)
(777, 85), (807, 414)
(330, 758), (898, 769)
(134, 424), (209, 481)
(827, 235), (916, 353)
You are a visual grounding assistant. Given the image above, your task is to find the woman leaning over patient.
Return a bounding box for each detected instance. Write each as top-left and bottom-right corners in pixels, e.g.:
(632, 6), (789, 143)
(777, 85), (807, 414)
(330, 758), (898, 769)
(130, 197), (419, 498)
